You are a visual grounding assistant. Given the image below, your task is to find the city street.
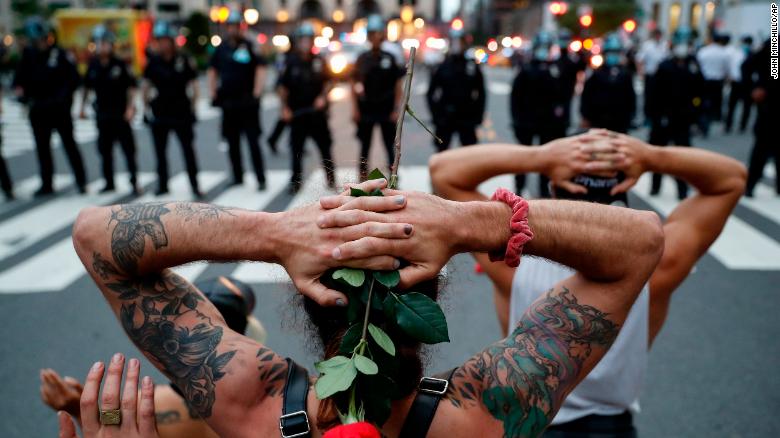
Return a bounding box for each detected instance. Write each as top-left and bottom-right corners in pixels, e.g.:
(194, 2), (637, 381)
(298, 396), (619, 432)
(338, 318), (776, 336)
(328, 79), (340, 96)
(0, 66), (778, 436)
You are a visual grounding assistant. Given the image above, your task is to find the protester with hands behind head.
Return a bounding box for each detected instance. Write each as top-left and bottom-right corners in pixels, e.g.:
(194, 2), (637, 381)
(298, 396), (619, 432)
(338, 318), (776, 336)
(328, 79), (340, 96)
(56, 354), (158, 438)
(72, 160), (665, 437)
(430, 130), (745, 436)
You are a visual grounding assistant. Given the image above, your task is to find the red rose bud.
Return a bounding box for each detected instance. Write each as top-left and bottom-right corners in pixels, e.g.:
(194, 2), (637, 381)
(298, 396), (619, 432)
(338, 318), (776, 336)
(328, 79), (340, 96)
(323, 422), (381, 438)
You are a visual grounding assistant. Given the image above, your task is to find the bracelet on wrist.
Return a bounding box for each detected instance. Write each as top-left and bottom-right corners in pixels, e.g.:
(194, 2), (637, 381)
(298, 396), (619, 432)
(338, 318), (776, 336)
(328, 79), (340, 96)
(488, 188), (534, 267)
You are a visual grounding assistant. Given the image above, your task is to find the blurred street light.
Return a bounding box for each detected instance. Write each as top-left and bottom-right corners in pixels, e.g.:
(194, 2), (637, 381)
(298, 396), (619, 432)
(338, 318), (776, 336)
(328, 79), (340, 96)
(583, 38), (593, 50)
(244, 8), (260, 25)
(272, 34), (290, 47)
(400, 5), (414, 23)
(579, 14), (592, 27)
(322, 26), (334, 38)
(332, 9), (345, 23)
(512, 36), (523, 48)
(590, 54), (603, 68)
(549, 1), (568, 16)
(622, 19), (637, 33)
(209, 6), (220, 22)
(276, 9), (289, 23)
(569, 39), (582, 51)
(217, 6), (230, 23)
(387, 20), (400, 42)
(211, 35), (222, 46)
(487, 39), (498, 51)
(402, 38), (420, 49)
(501, 36), (512, 48)
(451, 18), (464, 31)
(414, 17), (425, 29)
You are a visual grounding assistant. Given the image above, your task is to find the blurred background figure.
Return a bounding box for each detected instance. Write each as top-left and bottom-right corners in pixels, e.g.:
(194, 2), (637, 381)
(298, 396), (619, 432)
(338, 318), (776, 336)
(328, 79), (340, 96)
(81, 24), (140, 195)
(697, 32), (732, 136)
(580, 34), (636, 133)
(278, 22), (335, 194)
(351, 14), (404, 181)
(635, 29), (668, 126)
(14, 17), (86, 197)
(208, 8), (268, 191)
(725, 35), (755, 134)
(40, 276), (266, 438)
(0, 90), (13, 201)
(509, 30), (568, 197)
(143, 20), (201, 197)
(555, 28), (585, 133)
(646, 27), (703, 200)
(744, 39), (779, 198)
(426, 24), (485, 152)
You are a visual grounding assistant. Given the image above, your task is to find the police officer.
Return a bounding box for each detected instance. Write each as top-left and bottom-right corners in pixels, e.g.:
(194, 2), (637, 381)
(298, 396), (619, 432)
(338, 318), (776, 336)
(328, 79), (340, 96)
(556, 28), (586, 129)
(208, 9), (268, 190)
(0, 89), (13, 200)
(744, 39), (779, 197)
(352, 14), (404, 180)
(647, 29), (704, 199)
(426, 26), (485, 151)
(80, 25), (140, 194)
(278, 23), (335, 193)
(142, 21), (201, 197)
(13, 17), (86, 196)
(580, 34), (636, 133)
(510, 31), (568, 197)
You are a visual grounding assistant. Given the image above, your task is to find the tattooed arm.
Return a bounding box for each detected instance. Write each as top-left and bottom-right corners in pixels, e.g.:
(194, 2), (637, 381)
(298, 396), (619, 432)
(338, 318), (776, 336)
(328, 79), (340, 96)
(72, 195), (412, 436)
(441, 199), (664, 437)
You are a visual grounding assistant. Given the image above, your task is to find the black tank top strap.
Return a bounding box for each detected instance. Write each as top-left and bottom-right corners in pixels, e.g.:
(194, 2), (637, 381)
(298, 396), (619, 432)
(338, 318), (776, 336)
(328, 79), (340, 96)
(399, 367), (458, 438)
(280, 358), (311, 438)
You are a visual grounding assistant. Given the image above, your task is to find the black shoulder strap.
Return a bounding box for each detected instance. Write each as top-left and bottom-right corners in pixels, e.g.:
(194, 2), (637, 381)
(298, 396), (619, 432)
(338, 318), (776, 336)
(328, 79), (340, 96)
(280, 358), (311, 438)
(399, 368), (457, 438)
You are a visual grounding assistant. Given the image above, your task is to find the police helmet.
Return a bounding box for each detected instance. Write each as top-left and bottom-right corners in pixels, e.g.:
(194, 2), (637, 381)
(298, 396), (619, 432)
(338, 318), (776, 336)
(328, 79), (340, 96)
(152, 20), (177, 39)
(533, 30), (554, 49)
(366, 14), (384, 33)
(92, 25), (116, 44)
(296, 22), (316, 38)
(602, 33), (623, 53)
(225, 8), (243, 24)
(671, 26), (693, 45)
(557, 28), (573, 47)
(24, 17), (51, 41)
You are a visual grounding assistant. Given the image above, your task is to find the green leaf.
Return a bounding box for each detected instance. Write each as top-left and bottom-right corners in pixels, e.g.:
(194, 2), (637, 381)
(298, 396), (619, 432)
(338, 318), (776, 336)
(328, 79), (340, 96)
(360, 374), (394, 426)
(354, 354), (378, 375)
(373, 270), (400, 288)
(368, 324), (396, 356)
(339, 324), (363, 354)
(393, 292), (450, 344)
(315, 355), (351, 373)
(369, 188), (384, 196)
(332, 268), (366, 288)
(361, 280), (383, 311)
(382, 294), (396, 321)
(350, 187), (369, 197)
(314, 360), (358, 399)
(366, 168), (387, 181)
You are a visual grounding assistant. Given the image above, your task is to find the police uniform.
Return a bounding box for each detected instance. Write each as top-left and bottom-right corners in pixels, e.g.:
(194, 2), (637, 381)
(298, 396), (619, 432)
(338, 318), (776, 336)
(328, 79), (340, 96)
(84, 55), (138, 191)
(210, 37), (267, 187)
(426, 53), (485, 151)
(353, 48), (404, 178)
(580, 65), (636, 133)
(646, 55), (704, 199)
(143, 52), (200, 195)
(556, 50), (586, 130)
(13, 44), (86, 195)
(510, 59), (568, 197)
(278, 51), (335, 190)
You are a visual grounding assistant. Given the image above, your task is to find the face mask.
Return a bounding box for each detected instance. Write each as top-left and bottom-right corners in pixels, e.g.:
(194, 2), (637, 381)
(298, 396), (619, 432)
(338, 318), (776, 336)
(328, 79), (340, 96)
(742, 44), (751, 54)
(605, 53), (621, 66)
(534, 47), (549, 61)
(672, 44), (688, 58)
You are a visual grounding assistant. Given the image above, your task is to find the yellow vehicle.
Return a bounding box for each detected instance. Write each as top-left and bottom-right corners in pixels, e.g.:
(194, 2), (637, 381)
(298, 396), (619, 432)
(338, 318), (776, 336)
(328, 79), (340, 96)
(52, 9), (152, 75)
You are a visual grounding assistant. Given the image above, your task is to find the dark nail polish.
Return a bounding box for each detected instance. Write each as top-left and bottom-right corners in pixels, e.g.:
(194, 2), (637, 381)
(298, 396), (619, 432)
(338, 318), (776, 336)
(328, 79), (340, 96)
(336, 298), (347, 307)
(395, 196), (405, 205)
(404, 224), (413, 235)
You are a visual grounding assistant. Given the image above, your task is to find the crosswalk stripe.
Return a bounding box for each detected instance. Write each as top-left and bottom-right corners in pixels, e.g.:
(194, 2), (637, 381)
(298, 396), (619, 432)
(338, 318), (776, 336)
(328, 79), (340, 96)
(740, 182), (780, 226)
(631, 174), (780, 270)
(172, 169), (291, 282)
(0, 172), (156, 261)
(0, 171), (226, 294)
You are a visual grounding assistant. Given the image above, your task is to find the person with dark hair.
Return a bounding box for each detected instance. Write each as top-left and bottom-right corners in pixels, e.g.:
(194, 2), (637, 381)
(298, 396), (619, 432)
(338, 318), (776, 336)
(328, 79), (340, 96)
(696, 32), (731, 135)
(352, 14), (404, 181)
(426, 26), (485, 151)
(14, 17), (86, 197)
(635, 28), (668, 125)
(142, 20), (201, 197)
(580, 34), (636, 133)
(430, 130), (745, 437)
(744, 39), (780, 197)
(71, 150), (665, 437)
(208, 9), (268, 190)
(42, 276), (265, 438)
(279, 22), (336, 194)
(81, 25), (140, 194)
(725, 35), (755, 133)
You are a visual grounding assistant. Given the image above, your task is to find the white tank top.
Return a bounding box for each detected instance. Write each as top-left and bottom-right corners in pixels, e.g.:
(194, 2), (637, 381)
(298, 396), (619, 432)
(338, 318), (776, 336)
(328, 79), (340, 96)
(509, 257), (649, 425)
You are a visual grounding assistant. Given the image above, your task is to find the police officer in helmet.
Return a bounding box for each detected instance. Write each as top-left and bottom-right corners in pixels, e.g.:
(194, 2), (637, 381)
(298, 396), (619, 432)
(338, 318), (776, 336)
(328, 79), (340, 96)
(208, 8), (268, 190)
(510, 31), (568, 197)
(14, 17), (87, 197)
(580, 34), (637, 133)
(277, 22), (336, 193)
(426, 25), (486, 151)
(81, 25), (140, 194)
(142, 20), (202, 197)
(352, 14), (405, 180)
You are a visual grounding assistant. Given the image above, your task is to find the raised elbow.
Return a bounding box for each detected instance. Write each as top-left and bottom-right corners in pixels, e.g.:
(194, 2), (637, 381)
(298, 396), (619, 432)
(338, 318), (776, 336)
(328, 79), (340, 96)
(635, 210), (665, 272)
(72, 206), (104, 257)
(428, 153), (448, 192)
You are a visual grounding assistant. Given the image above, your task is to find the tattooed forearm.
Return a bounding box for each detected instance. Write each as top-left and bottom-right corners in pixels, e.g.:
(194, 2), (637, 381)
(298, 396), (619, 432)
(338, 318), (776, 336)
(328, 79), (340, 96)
(256, 347), (288, 398)
(175, 203), (239, 224)
(447, 287), (619, 438)
(109, 203), (170, 274)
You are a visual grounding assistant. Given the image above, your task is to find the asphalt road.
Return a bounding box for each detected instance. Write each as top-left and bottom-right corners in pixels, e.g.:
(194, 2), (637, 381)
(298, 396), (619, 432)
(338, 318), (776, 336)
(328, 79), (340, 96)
(0, 66), (778, 437)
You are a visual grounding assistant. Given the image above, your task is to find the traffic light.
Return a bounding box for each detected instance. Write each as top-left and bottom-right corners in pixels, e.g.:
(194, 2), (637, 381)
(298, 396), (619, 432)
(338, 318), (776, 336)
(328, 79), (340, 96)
(579, 14), (592, 27)
(622, 19), (637, 33)
(549, 1), (568, 16)
(451, 18), (464, 31)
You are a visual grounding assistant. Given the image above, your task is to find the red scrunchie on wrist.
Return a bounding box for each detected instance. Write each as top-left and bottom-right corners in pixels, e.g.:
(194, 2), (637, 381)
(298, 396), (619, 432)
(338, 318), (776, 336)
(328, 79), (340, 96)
(323, 422), (382, 438)
(489, 188), (533, 267)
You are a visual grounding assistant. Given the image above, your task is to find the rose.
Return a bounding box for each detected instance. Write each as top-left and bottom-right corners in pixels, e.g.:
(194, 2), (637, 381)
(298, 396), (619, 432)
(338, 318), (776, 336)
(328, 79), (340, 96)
(323, 422), (381, 438)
